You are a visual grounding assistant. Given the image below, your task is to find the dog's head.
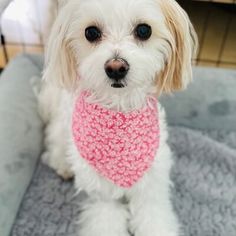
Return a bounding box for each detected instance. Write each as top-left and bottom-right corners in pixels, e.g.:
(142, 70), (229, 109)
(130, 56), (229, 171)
(44, 0), (197, 105)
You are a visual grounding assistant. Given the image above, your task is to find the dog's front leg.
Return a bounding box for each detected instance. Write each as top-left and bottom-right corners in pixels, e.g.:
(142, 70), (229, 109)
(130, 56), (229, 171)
(128, 177), (180, 236)
(78, 197), (130, 236)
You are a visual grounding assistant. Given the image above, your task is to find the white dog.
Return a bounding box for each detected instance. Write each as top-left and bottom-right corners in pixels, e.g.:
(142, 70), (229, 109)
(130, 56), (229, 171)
(39, 0), (198, 235)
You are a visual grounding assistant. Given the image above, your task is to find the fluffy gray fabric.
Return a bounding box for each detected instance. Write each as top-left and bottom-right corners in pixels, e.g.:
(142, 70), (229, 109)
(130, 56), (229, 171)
(11, 127), (236, 236)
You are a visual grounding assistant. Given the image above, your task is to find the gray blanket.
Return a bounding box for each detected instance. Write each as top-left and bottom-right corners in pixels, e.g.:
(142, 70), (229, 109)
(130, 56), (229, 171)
(11, 126), (236, 236)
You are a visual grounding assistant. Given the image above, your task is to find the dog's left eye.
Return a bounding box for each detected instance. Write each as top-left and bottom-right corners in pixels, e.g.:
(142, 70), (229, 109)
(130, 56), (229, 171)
(85, 26), (102, 43)
(134, 24), (152, 41)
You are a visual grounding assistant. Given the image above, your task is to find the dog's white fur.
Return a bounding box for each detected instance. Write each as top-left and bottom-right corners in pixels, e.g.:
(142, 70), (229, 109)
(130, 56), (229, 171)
(39, 0), (197, 235)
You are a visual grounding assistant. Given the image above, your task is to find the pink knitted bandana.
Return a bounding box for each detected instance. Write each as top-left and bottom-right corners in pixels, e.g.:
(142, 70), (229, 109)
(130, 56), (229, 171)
(72, 91), (160, 188)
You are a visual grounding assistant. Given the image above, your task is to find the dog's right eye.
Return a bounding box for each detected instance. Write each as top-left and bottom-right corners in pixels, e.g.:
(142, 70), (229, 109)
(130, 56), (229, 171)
(134, 24), (152, 41)
(85, 26), (102, 43)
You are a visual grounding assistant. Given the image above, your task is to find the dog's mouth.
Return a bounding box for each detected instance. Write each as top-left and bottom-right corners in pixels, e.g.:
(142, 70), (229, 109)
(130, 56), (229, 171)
(111, 82), (125, 88)
(111, 80), (127, 88)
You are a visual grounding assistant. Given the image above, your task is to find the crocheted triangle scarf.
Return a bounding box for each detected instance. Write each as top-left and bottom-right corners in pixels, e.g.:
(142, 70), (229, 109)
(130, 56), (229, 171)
(72, 91), (160, 188)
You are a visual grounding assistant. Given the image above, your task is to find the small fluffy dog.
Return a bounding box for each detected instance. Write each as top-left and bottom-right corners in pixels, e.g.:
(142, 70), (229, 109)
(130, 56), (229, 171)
(39, 0), (198, 235)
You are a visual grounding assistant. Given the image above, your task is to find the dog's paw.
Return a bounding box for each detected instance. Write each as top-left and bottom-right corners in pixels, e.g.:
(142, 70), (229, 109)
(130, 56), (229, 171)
(130, 220), (180, 236)
(56, 168), (74, 180)
(41, 151), (74, 180)
(78, 232), (130, 236)
(134, 229), (179, 236)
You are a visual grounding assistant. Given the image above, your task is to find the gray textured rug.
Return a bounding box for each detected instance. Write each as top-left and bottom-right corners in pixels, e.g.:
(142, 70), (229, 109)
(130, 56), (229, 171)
(11, 126), (236, 236)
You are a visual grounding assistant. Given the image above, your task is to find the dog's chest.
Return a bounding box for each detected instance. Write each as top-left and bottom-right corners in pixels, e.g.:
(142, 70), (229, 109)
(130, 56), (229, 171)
(72, 92), (160, 188)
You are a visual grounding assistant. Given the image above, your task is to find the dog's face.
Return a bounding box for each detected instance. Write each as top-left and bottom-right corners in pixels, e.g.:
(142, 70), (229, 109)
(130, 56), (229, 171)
(45, 0), (197, 102)
(76, 0), (172, 94)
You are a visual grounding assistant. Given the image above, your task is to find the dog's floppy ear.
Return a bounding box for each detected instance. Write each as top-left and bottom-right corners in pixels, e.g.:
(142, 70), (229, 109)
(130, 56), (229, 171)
(57, 0), (70, 8)
(157, 0), (198, 93)
(43, 2), (77, 89)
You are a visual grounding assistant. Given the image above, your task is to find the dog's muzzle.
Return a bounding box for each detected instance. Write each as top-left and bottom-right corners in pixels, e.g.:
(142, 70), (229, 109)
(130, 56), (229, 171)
(104, 58), (129, 88)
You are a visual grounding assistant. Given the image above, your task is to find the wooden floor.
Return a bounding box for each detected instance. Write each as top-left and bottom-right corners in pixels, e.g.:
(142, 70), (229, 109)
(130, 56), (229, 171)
(1, 1), (236, 69)
(0, 44), (44, 68)
(179, 0), (236, 69)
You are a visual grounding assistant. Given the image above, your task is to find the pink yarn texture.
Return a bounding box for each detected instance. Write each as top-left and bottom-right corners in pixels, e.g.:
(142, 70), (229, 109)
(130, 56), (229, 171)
(72, 92), (160, 188)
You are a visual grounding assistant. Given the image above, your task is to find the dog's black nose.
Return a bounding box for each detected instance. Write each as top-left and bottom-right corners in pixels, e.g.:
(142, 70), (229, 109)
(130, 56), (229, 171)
(105, 58), (129, 80)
